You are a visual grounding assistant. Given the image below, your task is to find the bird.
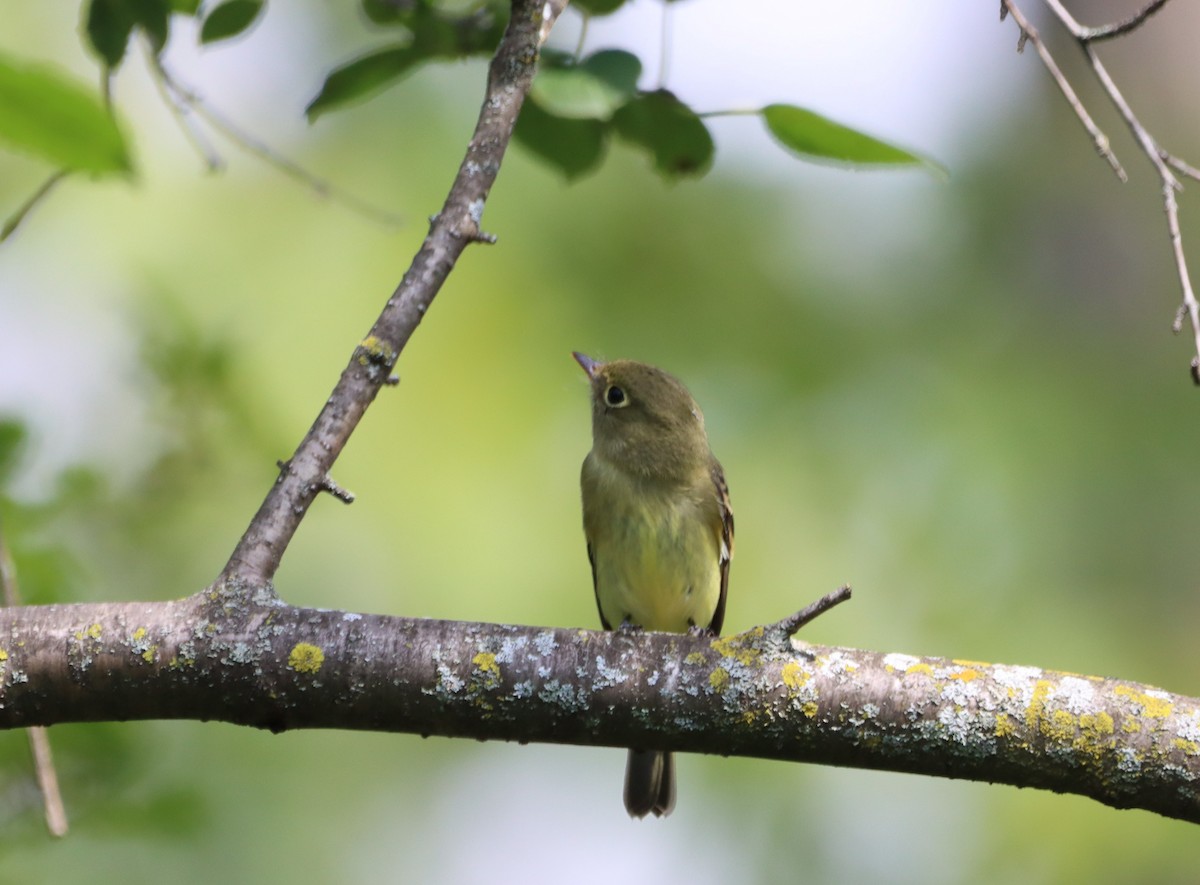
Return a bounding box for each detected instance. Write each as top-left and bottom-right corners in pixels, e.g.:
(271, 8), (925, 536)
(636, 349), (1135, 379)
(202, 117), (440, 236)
(574, 352), (733, 818)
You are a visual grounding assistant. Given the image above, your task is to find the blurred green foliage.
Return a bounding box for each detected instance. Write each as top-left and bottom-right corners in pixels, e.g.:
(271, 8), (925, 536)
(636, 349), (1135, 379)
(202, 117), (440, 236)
(1, 1), (1199, 883)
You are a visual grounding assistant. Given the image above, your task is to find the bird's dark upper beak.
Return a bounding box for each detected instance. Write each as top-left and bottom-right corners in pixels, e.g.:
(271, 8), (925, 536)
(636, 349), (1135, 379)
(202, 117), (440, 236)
(572, 351), (601, 379)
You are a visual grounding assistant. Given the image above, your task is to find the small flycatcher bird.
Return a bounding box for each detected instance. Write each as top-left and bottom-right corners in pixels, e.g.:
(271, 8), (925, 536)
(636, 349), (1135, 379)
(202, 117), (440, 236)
(574, 352), (734, 818)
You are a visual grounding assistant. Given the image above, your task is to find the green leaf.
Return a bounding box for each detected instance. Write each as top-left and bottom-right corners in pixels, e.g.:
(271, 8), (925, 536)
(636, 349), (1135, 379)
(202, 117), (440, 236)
(530, 49), (640, 120)
(514, 98), (607, 180)
(572, 0), (629, 16)
(0, 419), (26, 487)
(306, 7), (504, 120)
(84, 0), (172, 68)
(612, 89), (713, 178)
(306, 44), (424, 121)
(169, 0), (202, 13)
(761, 104), (944, 175)
(0, 54), (132, 174)
(199, 0), (265, 44)
(361, 0), (424, 25)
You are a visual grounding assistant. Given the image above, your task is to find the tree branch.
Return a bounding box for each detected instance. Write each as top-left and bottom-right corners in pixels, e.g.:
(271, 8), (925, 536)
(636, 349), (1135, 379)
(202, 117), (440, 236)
(0, 587), (1196, 823)
(220, 0), (568, 587)
(1078, 0), (1170, 43)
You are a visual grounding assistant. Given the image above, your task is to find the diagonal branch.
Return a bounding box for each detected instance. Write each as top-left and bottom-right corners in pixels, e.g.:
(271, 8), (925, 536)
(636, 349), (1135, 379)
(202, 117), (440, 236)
(220, 0), (568, 587)
(0, 590), (1196, 823)
(998, 1), (1126, 181)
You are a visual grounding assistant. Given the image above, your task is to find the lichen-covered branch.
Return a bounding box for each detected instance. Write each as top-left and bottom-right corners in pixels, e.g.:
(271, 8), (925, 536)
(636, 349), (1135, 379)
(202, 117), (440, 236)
(1, 585), (1196, 823)
(220, 0), (568, 586)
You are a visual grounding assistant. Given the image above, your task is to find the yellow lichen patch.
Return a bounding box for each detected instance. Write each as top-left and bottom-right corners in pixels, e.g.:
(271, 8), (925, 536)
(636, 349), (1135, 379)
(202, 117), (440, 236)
(952, 658), (991, 668)
(684, 651), (707, 666)
(782, 660), (809, 690)
(1079, 711), (1114, 738)
(1114, 685), (1173, 718)
(1121, 717), (1141, 734)
(1025, 679), (1053, 731)
(949, 669), (979, 682)
(801, 701), (819, 719)
(994, 713), (1016, 738)
(0, 648), (7, 662)
(1075, 712), (1115, 761)
(87, 623), (102, 639)
(711, 634), (761, 667)
(132, 627), (147, 641)
(1171, 738), (1200, 755)
(288, 642), (325, 674)
(141, 646), (158, 664)
(472, 652), (499, 674)
(709, 666), (730, 692)
(904, 662), (933, 677)
(1044, 709), (1077, 743)
(357, 335), (396, 367)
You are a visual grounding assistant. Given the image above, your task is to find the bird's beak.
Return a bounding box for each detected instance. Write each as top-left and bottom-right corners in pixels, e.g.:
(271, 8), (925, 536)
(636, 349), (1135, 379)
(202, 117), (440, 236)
(573, 351), (601, 379)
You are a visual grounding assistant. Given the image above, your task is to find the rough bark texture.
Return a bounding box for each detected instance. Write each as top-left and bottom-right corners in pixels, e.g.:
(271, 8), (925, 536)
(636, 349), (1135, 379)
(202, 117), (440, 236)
(1, 584), (1196, 823)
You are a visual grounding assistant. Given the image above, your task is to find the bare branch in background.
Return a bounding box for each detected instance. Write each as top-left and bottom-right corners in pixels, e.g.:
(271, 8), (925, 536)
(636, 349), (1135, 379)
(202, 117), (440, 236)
(1001, 0), (1200, 383)
(0, 526), (68, 837)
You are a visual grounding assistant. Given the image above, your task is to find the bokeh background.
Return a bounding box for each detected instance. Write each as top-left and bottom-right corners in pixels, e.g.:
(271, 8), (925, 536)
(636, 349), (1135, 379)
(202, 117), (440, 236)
(3, 1), (1200, 881)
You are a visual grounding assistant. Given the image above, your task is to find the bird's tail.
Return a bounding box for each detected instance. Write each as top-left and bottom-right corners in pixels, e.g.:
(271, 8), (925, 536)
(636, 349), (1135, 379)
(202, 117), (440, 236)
(624, 749), (675, 818)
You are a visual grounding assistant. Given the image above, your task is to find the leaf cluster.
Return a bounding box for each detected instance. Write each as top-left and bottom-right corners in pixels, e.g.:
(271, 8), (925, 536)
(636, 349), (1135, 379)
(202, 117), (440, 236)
(0, 0), (938, 237)
(306, 1), (940, 180)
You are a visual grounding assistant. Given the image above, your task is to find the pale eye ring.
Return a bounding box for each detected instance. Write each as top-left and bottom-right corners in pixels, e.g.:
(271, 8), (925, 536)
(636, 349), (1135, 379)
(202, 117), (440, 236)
(604, 385), (628, 407)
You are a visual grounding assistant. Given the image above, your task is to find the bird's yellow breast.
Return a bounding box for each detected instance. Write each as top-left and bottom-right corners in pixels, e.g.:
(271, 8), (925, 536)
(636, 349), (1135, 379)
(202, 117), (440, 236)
(582, 455), (722, 633)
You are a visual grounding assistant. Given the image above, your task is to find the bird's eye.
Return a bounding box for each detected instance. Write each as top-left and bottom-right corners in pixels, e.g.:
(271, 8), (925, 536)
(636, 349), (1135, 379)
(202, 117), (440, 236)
(604, 385), (628, 407)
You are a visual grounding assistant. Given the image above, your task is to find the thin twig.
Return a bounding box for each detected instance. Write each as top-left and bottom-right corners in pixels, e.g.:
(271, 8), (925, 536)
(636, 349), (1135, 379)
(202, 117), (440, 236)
(656, 0), (672, 90)
(572, 11), (589, 61)
(319, 475), (355, 505)
(0, 524), (69, 837)
(143, 39), (223, 172)
(220, 0), (569, 585)
(26, 730), (68, 837)
(1165, 152), (1200, 183)
(999, 1), (1126, 182)
(1081, 0), (1171, 43)
(775, 585), (852, 640)
(1, 170), (70, 244)
(145, 51), (402, 226)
